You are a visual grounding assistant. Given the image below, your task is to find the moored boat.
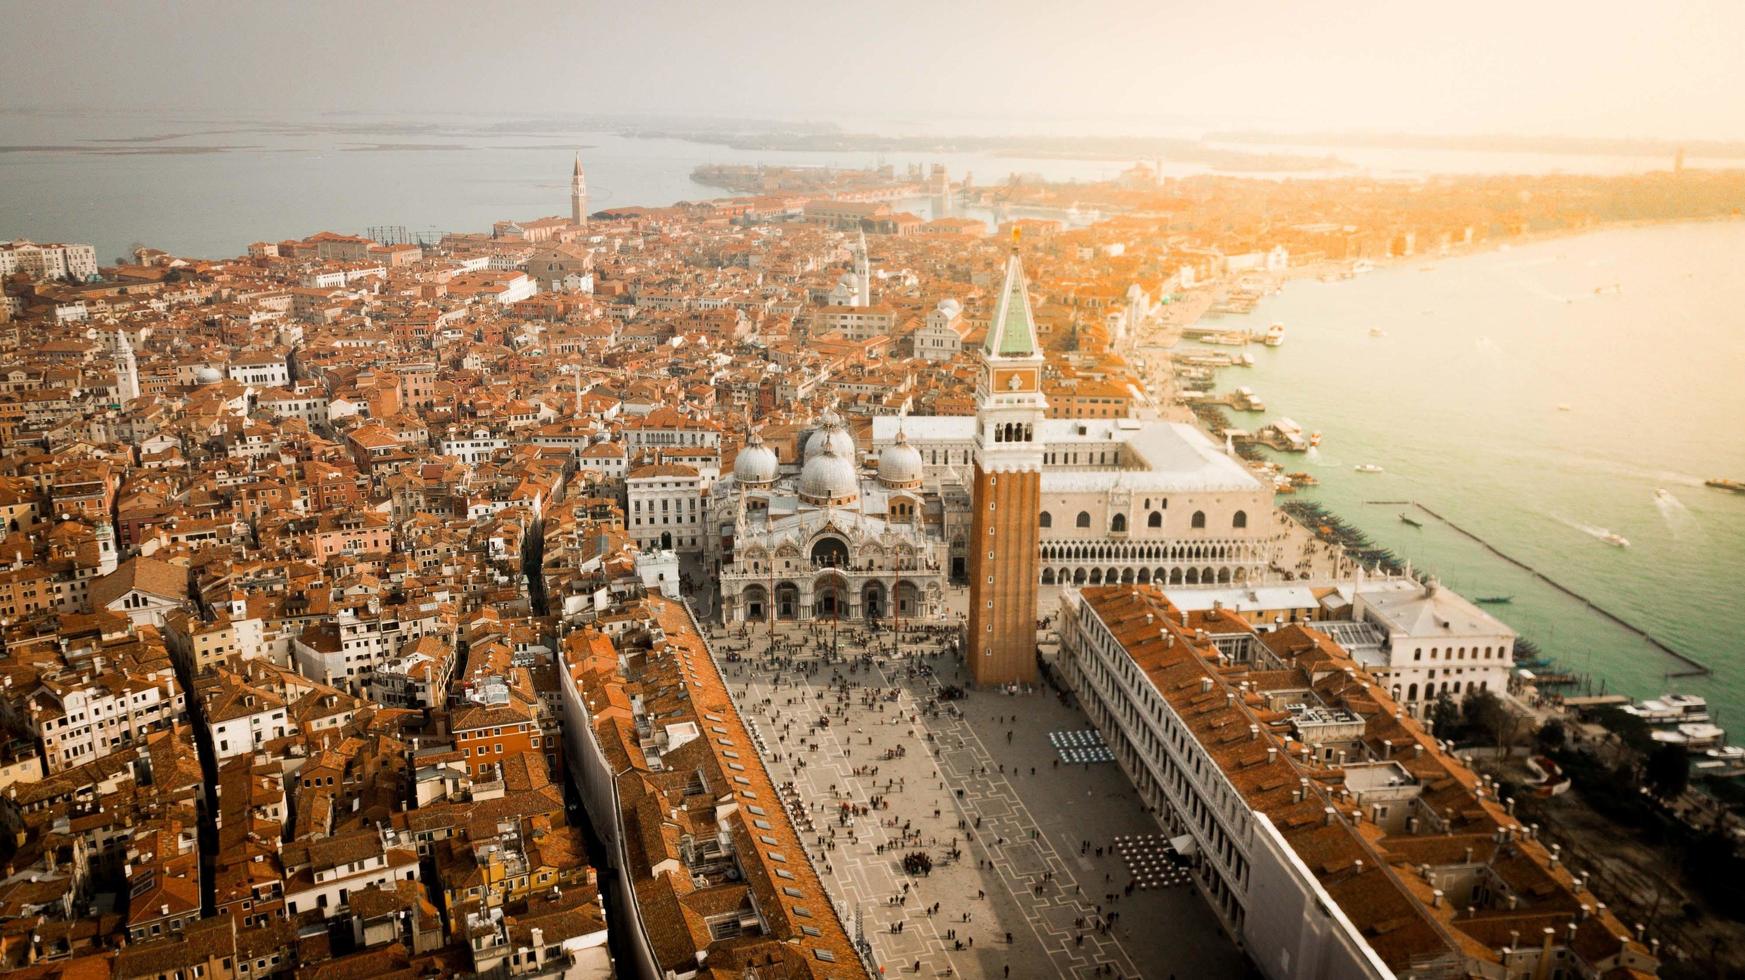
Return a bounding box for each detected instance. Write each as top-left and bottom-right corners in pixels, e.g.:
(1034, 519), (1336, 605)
(1705, 477), (1745, 493)
(1621, 694), (1711, 726)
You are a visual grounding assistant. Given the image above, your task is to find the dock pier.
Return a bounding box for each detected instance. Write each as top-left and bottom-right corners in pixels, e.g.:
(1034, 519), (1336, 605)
(1366, 500), (1714, 679)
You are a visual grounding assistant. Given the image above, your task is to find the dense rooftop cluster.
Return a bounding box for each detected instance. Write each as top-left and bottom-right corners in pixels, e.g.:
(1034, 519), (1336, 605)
(0, 160), (1729, 978)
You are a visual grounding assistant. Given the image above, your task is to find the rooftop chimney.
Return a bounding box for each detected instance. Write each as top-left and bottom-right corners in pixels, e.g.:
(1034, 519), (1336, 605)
(1431, 889), (1443, 908)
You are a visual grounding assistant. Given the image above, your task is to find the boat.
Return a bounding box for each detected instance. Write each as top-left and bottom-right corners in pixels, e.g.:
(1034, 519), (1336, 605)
(1309, 431), (1322, 447)
(1474, 596), (1514, 605)
(1621, 694), (1711, 726)
(1601, 532), (1629, 548)
(1556, 404), (1572, 412)
(1264, 322), (1285, 347)
(1368, 327), (1387, 338)
(1651, 723), (1726, 749)
(1286, 471), (1318, 486)
(1705, 478), (1745, 493)
(1399, 513), (1422, 528)
(1229, 386), (1265, 412)
(1203, 331), (1250, 347)
(1353, 260), (1376, 274)
(1354, 464), (1384, 474)
(1234, 352), (1255, 367)
(1654, 488), (1673, 502)
(1256, 418), (1310, 453)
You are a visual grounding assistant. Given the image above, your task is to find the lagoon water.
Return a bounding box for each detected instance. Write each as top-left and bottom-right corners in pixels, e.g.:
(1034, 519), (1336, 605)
(0, 111), (1152, 262)
(7, 108), (1743, 262)
(1204, 222), (1745, 724)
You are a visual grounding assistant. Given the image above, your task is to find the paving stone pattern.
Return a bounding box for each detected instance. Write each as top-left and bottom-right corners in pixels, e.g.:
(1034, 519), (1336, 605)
(707, 620), (1253, 980)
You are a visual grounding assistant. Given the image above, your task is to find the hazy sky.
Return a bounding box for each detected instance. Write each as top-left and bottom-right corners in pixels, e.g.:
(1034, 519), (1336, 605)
(5, 0), (1744, 139)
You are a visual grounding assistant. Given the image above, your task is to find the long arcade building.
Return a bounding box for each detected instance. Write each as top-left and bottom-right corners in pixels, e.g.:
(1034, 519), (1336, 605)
(558, 597), (869, 980)
(1060, 585), (1656, 980)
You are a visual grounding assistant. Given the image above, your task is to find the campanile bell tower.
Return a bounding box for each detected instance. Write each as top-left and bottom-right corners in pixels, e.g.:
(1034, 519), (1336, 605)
(571, 152), (588, 227)
(965, 234), (1046, 687)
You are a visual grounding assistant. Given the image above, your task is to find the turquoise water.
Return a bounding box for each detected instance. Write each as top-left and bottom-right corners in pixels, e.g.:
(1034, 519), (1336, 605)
(1207, 222), (1745, 725)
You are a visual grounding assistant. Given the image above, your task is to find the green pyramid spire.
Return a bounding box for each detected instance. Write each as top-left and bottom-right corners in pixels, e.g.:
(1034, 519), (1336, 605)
(985, 250), (1039, 358)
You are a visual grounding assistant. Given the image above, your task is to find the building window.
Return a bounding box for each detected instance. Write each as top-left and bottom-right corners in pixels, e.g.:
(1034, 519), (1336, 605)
(1148, 511), (1162, 528)
(1191, 511), (1206, 529)
(1076, 511), (1091, 528)
(1232, 510), (1247, 529)
(1040, 512), (1052, 528)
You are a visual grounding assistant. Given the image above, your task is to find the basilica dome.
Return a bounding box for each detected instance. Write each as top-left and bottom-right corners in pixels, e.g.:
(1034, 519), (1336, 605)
(732, 432), (778, 486)
(803, 408), (856, 462)
(877, 432), (924, 490)
(194, 366), (223, 385)
(797, 444), (859, 507)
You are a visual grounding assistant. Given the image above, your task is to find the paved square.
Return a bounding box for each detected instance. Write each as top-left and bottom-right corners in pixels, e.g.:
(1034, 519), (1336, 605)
(705, 617), (1254, 980)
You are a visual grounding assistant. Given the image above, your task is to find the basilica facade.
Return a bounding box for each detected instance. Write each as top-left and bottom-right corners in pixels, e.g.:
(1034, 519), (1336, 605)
(707, 412), (950, 625)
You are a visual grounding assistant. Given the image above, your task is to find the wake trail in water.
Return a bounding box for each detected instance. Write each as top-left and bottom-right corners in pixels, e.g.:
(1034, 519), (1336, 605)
(1551, 513), (1625, 543)
(1654, 491), (1694, 536)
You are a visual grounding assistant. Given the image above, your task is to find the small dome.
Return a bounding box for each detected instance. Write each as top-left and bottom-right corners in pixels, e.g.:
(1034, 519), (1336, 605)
(732, 432), (779, 486)
(936, 297), (962, 318)
(195, 366), (223, 385)
(878, 433), (924, 489)
(803, 408), (855, 462)
(797, 445), (859, 507)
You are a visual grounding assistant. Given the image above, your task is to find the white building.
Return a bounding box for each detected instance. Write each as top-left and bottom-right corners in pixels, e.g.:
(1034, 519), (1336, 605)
(282, 827), (422, 921)
(1343, 575), (1516, 718)
(634, 549), (681, 598)
(440, 430), (509, 465)
(0, 240), (98, 281)
(871, 415), (1281, 586)
(28, 669), (185, 774)
(226, 354), (291, 388)
(626, 462), (707, 560)
(912, 298), (968, 361)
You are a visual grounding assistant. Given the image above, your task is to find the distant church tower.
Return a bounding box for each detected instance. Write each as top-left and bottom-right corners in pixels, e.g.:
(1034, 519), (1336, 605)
(929, 164), (952, 216)
(855, 229), (871, 307)
(571, 152), (588, 226)
(965, 234), (1046, 687)
(115, 330), (140, 406)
